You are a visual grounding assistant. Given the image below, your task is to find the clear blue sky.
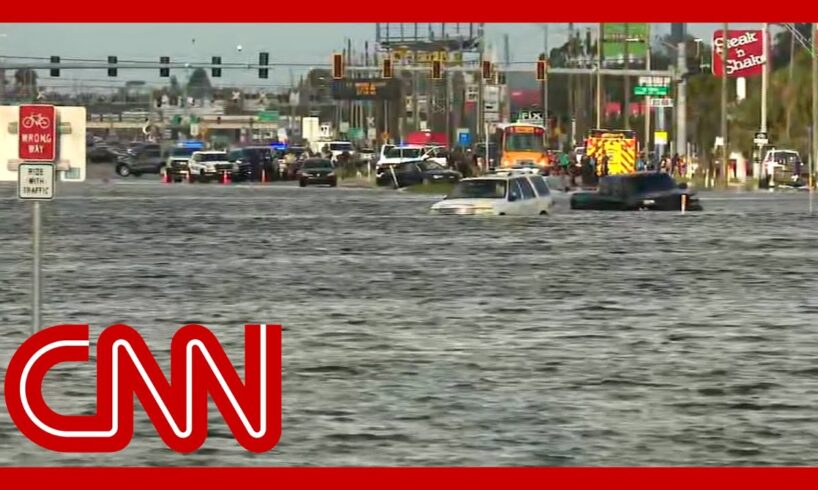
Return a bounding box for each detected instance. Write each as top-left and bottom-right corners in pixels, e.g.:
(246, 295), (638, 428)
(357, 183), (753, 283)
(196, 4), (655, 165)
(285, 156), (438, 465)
(0, 23), (763, 90)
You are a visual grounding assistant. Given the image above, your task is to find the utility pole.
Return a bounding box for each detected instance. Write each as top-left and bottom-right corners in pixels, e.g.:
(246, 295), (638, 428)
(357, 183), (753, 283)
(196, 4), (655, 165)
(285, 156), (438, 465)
(809, 24), (818, 199)
(721, 22), (729, 187)
(624, 23), (631, 130)
(569, 22), (576, 148)
(596, 23), (603, 128)
(644, 43), (651, 161)
(543, 24), (549, 124)
(676, 40), (687, 161)
(760, 23), (769, 185)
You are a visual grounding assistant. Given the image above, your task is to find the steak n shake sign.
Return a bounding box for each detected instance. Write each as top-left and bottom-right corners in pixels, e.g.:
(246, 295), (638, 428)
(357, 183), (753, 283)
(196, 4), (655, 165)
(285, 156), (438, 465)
(712, 30), (766, 78)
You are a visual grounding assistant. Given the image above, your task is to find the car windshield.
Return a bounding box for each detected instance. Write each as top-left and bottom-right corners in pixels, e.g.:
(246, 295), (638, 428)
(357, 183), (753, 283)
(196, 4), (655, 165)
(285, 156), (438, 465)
(303, 160), (333, 170)
(199, 153), (228, 162)
(171, 147), (197, 158)
(448, 180), (507, 199)
(385, 147), (423, 158)
(633, 173), (676, 193)
(330, 143), (353, 152)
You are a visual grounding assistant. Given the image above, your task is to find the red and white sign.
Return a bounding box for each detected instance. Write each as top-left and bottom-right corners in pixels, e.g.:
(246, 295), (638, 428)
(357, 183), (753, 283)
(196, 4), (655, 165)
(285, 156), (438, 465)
(18, 104), (57, 161)
(712, 30), (766, 78)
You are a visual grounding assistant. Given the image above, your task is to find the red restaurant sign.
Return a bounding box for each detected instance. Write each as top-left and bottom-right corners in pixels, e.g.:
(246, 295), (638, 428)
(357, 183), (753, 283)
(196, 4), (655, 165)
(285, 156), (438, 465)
(18, 104), (57, 161)
(712, 30), (766, 78)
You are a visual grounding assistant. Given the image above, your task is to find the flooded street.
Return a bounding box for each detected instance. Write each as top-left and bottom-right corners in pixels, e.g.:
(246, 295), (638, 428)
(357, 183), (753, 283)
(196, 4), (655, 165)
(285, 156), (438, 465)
(2, 180), (818, 466)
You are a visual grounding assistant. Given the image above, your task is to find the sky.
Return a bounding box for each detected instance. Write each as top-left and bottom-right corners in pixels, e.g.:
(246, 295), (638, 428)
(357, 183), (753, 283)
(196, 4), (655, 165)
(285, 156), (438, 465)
(0, 23), (764, 91)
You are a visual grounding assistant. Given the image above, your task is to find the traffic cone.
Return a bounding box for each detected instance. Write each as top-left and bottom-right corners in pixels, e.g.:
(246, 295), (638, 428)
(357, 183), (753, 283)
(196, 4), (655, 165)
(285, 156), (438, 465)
(223, 171), (231, 185)
(261, 169), (267, 184)
(162, 169), (170, 184)
(187, 171), (194, 184)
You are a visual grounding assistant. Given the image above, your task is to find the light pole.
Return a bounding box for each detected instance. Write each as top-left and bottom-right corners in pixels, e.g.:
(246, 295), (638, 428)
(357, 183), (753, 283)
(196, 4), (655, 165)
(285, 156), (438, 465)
(721, 23), (729, 187)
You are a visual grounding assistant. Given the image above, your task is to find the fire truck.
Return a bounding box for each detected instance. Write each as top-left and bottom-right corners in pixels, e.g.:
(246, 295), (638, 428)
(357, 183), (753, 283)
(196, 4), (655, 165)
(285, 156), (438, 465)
(585, 129), (638, 176)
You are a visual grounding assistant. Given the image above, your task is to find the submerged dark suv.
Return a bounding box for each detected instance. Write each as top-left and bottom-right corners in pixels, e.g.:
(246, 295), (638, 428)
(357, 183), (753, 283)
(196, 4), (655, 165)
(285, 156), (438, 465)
(570, 172), (703, 211)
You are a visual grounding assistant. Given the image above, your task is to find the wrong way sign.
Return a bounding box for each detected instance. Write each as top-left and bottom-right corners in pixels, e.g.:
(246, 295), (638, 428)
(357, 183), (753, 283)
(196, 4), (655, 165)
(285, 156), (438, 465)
(18, 105), (56, 162)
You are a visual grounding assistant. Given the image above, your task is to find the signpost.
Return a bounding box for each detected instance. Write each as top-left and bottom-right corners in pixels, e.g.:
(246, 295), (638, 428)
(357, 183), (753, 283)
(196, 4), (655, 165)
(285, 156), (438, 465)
(650, 97), (674, 108)
(18, 105), (57, 162)
(17, 161), (55, 334)
(753, 131), (769, 146)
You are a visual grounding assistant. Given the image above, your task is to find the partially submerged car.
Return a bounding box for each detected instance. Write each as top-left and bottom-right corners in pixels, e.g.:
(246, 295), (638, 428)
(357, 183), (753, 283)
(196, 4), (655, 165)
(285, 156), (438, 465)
(570, 172), (702, 211)
(430, 174), (555, 216)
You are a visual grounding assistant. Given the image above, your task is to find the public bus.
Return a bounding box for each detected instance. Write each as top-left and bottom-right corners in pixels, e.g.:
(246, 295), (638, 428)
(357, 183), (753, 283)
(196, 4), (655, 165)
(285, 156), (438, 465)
(493, 123), (549, 170)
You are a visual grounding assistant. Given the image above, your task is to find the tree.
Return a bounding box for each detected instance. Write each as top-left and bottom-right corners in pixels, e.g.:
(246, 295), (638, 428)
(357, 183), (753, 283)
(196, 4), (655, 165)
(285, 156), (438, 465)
(186, 68), (212, 100)
(14, 68), (37, 98)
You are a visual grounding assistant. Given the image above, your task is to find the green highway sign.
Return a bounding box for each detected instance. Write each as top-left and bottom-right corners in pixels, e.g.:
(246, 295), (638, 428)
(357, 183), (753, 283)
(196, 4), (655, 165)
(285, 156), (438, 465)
(634, 85), (669, 97)
(257, 110), (280, 123)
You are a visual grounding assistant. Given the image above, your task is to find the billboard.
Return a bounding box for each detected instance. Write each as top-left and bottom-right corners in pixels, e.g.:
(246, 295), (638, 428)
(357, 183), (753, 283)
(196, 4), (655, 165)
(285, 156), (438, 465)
(712, 30), (766, 78)
(602, 23), (649, 64)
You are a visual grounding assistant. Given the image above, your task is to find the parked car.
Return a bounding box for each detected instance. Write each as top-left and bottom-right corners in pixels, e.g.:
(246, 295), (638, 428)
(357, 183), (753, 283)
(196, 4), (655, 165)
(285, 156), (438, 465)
(188, 151), (235, 183)
(570, 172), (702, 211)
(375, 145), (427, 171)
(228, 146), (278, 182)
(376, 160), (461, 188)
(298, 159), (337, 187)
(430, 174), (555, 216)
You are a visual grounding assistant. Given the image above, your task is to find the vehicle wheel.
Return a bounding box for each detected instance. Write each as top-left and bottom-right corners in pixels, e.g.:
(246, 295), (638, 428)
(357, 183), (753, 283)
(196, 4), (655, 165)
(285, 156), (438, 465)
(540, 210), (548, 215)
(116, 164), (131, 177)
(299, 180), (307, 188)
(498, 212), (506, 216)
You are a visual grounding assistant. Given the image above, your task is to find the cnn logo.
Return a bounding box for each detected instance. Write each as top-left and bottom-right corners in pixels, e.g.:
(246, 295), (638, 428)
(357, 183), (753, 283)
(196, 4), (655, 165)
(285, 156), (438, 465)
(4, 323), (281, 453)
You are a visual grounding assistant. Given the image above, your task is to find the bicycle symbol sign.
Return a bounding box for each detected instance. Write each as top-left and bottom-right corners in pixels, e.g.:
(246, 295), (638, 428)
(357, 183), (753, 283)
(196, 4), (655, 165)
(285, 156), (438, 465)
(18, 104), (57, 162)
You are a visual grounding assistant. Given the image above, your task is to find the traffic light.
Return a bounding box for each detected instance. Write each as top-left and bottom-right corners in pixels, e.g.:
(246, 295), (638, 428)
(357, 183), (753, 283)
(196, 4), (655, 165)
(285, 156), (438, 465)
(431, 59), (442, 80)
(332, 53), (344, 79)
(258, 52), (269, 79)
(382, 58), (393, 79)
(50, 56), (60, 77)
(160, 56), (170, 77)
(481, 60), (492, 80)
(108, 56), (118, 77)
(212, 56), (222, 78)
(536, 59), (547, 81)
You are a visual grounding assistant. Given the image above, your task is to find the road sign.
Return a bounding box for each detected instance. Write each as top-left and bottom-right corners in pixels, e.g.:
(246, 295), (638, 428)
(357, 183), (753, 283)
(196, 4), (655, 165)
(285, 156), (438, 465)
(754, 131), (769, 145)
(457, 129), (471, 146)
(638, 76), (671, 87)
(258, 110), (280, 123)
(18, 105), (57, 162)
(654, 131), (668, 146)
(650, 97), (674, 108)
(634, 86), (669, 97)
(18, 163), (55, 200)
(516, 110), (544, 124)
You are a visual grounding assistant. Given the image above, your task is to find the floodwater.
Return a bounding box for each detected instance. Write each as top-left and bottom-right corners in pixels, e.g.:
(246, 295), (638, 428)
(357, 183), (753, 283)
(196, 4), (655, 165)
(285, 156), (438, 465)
(1, 180), (818, 466)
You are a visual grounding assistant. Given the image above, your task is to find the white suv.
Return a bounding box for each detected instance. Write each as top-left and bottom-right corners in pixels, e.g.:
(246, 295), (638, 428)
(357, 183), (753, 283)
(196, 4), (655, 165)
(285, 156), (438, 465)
(430, 174), (555, 216)
(188, 151), (236, 182)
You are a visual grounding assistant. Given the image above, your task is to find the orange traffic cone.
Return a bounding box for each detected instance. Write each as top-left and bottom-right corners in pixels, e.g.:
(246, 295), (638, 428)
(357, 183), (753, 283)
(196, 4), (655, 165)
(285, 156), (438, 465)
(161, 169), (170, 184)
(223, 171), (231, 185)
(187, 171), (194, 184)
(261, 169), (267, 184)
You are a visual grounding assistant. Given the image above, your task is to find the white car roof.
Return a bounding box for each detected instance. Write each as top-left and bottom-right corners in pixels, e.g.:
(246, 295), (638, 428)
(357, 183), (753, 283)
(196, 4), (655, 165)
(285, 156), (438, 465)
(461, 174), (540, 182)
(193, 151), (227, 155)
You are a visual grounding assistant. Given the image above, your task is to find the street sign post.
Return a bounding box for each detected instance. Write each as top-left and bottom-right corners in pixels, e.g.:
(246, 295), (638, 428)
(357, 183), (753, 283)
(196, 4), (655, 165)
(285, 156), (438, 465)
(753, 131), (769, 145)
(17, 162), (55, 334)
(634, 86), (670, 97)
(18, 163), (55, 200)
(650, 97), (674, 108)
